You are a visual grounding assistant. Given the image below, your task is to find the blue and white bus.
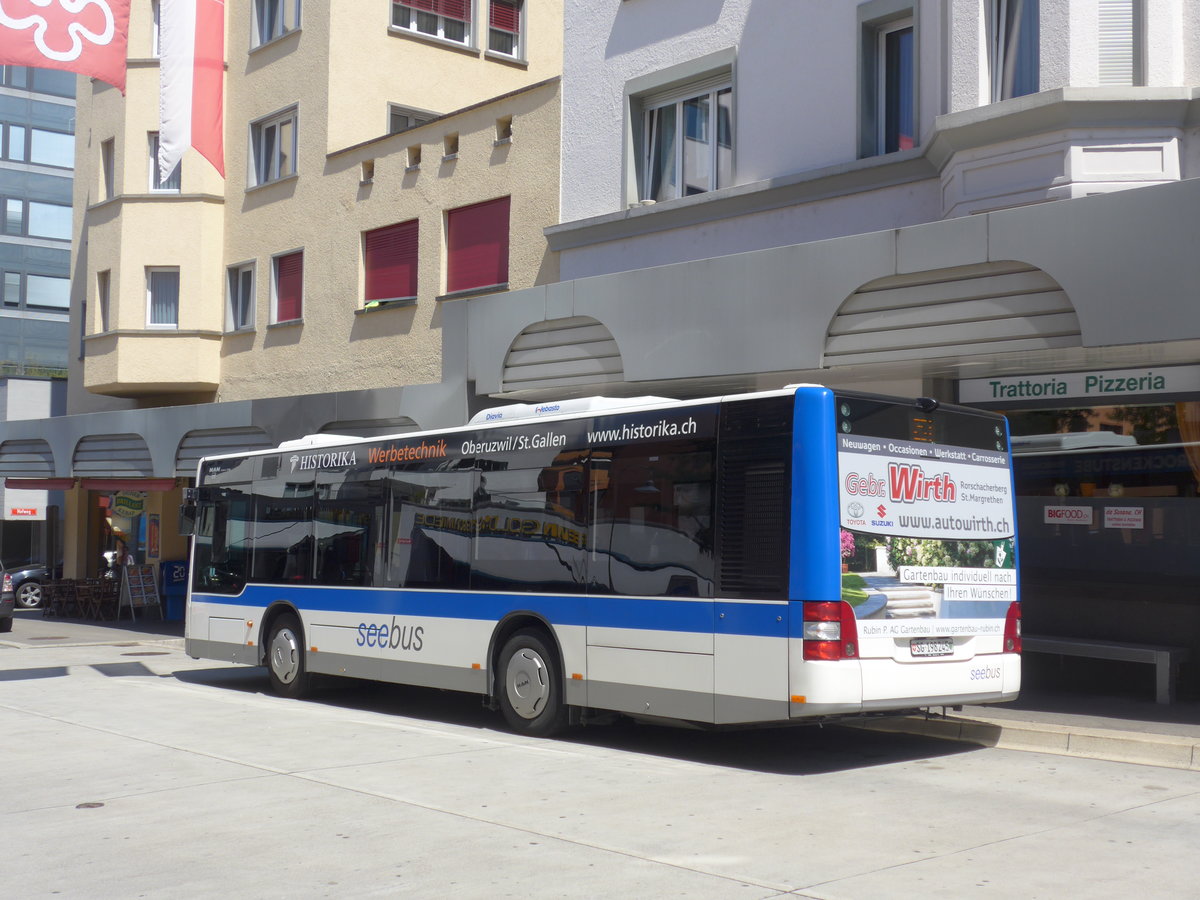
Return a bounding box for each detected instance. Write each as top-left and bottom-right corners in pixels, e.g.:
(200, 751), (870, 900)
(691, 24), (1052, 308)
(182, 386), (1021, 735)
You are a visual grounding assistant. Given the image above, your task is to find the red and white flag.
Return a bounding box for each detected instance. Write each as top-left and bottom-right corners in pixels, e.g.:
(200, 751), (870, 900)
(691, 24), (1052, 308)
(158, 0), (224, 180)
(0, 0), (131, 92)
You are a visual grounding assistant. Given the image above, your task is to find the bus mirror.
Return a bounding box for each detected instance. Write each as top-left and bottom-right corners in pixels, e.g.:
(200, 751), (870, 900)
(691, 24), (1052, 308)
(179, 503), (197, 537)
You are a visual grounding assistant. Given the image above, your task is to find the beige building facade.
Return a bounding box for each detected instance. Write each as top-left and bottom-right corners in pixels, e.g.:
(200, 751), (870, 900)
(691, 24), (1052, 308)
(8, 1), (562, 581)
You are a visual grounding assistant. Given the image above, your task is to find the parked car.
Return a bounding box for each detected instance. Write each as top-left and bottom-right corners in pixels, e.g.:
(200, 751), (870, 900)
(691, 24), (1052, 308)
(1, 562), (13, 632)
(6, 563), (52, 609)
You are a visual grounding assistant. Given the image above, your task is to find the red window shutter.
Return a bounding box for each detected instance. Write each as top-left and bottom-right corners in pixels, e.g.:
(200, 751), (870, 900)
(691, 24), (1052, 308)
(402, 0), (470, 21)
(490, 0), (519, 33)
(365, 220), (419, 301)
(447, 196), (510, 294)
(275, 251), (303, 322)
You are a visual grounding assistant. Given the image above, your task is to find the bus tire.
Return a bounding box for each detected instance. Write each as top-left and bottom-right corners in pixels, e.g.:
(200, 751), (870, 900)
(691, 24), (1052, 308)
(497, 629), (568, 737)
(267, 613), (312, 700)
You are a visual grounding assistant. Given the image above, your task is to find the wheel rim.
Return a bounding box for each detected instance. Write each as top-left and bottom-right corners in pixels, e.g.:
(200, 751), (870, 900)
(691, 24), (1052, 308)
(269, 626), (301, 685)
(505, 647), (550, 720)
(16, 583), (41, 609)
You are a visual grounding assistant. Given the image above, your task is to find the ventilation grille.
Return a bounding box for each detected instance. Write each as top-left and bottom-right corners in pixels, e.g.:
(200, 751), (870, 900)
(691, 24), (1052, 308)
(0, 439), (55, 477)
(826, 261), (1080, 367)
(502, 316), (623, 392)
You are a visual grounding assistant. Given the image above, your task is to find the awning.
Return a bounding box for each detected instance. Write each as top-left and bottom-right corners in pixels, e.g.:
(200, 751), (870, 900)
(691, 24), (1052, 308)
(5, 478), (76, 490)
(80, 478), (179, 492)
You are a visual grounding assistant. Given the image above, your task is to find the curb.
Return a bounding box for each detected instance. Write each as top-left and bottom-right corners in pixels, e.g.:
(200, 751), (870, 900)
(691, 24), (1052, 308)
(851, 713), (1200, 771)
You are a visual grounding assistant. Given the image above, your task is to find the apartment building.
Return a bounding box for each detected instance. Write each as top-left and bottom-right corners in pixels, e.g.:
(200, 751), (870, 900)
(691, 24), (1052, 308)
(0, 0), (562, 582)
(457, 0), (1200, 687)
(0, 64), (74, 570)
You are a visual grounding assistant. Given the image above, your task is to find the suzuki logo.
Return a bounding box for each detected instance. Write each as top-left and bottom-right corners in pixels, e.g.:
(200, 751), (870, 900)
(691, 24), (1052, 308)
(876, 504), (887, 518)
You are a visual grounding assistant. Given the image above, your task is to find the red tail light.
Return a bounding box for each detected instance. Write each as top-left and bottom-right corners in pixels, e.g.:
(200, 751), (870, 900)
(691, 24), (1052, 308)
(803, 600), (859, 661)
(1004, 601), (1021, 653)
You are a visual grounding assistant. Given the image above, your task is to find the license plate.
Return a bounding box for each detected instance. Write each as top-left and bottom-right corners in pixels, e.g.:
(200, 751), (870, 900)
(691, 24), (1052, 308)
(910, 637), (954, 658)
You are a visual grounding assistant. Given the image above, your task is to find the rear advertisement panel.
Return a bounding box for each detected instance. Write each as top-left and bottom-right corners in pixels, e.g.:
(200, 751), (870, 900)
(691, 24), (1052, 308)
(835, 396), (1017, 639)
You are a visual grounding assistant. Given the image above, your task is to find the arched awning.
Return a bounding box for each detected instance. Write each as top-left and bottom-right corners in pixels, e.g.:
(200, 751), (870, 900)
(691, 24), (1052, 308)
(501, 316), (623, 393)
(0, 438), (55, 478)
(826, 261), (1080, 367)
(73, 434), (154, 476)
(176, 426), (274, 476)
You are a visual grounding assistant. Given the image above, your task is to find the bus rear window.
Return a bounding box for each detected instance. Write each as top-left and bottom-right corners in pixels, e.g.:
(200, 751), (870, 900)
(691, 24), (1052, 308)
(835, 393), (1008, 453)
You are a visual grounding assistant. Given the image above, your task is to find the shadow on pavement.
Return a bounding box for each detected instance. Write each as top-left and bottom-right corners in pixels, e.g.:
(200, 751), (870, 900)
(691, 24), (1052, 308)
(174, 666), (975, 775)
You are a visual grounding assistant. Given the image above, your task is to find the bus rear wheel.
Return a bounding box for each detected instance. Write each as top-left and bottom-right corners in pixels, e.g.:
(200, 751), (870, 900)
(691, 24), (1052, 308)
(497, 629), (568, 737)
(267, 613), (312, 699)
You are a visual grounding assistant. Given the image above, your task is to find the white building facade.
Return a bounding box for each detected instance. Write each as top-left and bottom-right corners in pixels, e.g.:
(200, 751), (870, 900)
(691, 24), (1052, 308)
(457, 0), (1200, 691)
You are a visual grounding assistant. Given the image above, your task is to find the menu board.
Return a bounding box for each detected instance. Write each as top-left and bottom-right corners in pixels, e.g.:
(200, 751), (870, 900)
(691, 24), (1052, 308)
(120, 565), (163, 618)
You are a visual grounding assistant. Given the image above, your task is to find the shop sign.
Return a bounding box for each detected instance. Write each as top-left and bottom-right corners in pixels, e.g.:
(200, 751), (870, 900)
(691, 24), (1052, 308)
(1043, 505), (1094, 525)
(8, 507), (40, 518)
(112, 491), (147, 517)
(959, 365), (1200, 404)
(1104, 506), (1144, 529)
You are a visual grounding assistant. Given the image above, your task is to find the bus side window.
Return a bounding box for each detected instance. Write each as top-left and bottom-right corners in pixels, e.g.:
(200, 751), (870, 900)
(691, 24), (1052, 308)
(192, 486), (251, 595)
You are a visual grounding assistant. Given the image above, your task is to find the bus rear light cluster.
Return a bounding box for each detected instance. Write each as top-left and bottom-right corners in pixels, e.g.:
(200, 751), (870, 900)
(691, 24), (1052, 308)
(803, 600), (859, 661)
(1003, 601), (1022, 653)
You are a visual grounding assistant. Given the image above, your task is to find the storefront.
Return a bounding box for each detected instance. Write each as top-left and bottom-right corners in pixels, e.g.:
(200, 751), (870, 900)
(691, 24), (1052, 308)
(961, 365), (1200, 680)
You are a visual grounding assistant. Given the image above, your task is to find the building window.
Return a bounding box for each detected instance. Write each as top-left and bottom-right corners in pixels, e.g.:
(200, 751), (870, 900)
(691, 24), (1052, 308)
(272, 250), (303, 323)
(29, 128), (74, 168)
(1098, 0), (1141, 86)
(253, 0), (301, 47)
(987, 0), (1039, 101)
(101, 139), (115, 199)
(488, 0), (522, 57)
(641, 78), (733, 202)
(859, 3), (917, 158)
(2, 123), (26, 161)
(152, 0), (161, 56)
(26, 274), (69, 310)
(149, 133), (181, 192)
(446, 196), (509, 295)
(97, 270), (111, 331)
(250, 108), (297, 187)
(392, 1), (472, 46)
(3, 198), (23, 233)
(28, 201), (71, 240)
(878, 19), (914, 153)
(227, 263), (255, 331)
(364, 220), (419, 305)
(2, 271), (18, 307)
(147, 267), (180, 327)
(388, 105), (433, 135)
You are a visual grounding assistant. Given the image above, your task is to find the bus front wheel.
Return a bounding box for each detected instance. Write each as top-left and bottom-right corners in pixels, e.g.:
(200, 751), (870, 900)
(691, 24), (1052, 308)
(497, 629), (568, 737)
(267, 613), (312, 700)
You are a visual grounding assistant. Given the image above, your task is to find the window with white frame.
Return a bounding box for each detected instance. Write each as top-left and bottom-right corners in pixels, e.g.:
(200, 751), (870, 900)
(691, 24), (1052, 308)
(641, 76), (733, 202)
(147, 267), (180, 328)
(1097, 0), (1141, 86)
(392, 1), (472, 46)
(987, 0), (1039, 102)
(858, 2), (917, 159)
(97, 270), (111, 332)
(253, 0), (301, 48)
(100, 138), (115, 199)
(149, 133), (181, 192)
(389, 105), (433, 135)
(272, 250), (303, 324)
(488, 0), (522, 57)
(152, 0), (161, 57)
(877, 18), (914, 153)
(227, 263), (255, 331)
(250, 107), (298, 187)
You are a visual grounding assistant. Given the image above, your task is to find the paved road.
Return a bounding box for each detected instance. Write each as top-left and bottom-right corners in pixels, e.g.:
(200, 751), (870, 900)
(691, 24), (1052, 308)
(3, 614), (1199, 899)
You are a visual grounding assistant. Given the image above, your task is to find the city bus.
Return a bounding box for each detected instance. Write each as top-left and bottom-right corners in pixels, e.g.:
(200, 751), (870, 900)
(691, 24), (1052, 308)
(182, 386), (1021, 735)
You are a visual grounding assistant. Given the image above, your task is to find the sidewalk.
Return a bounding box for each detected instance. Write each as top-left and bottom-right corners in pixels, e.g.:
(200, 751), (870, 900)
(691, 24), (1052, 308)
(5, 609), (1199, 769)
(858, 689), (1200, 771)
